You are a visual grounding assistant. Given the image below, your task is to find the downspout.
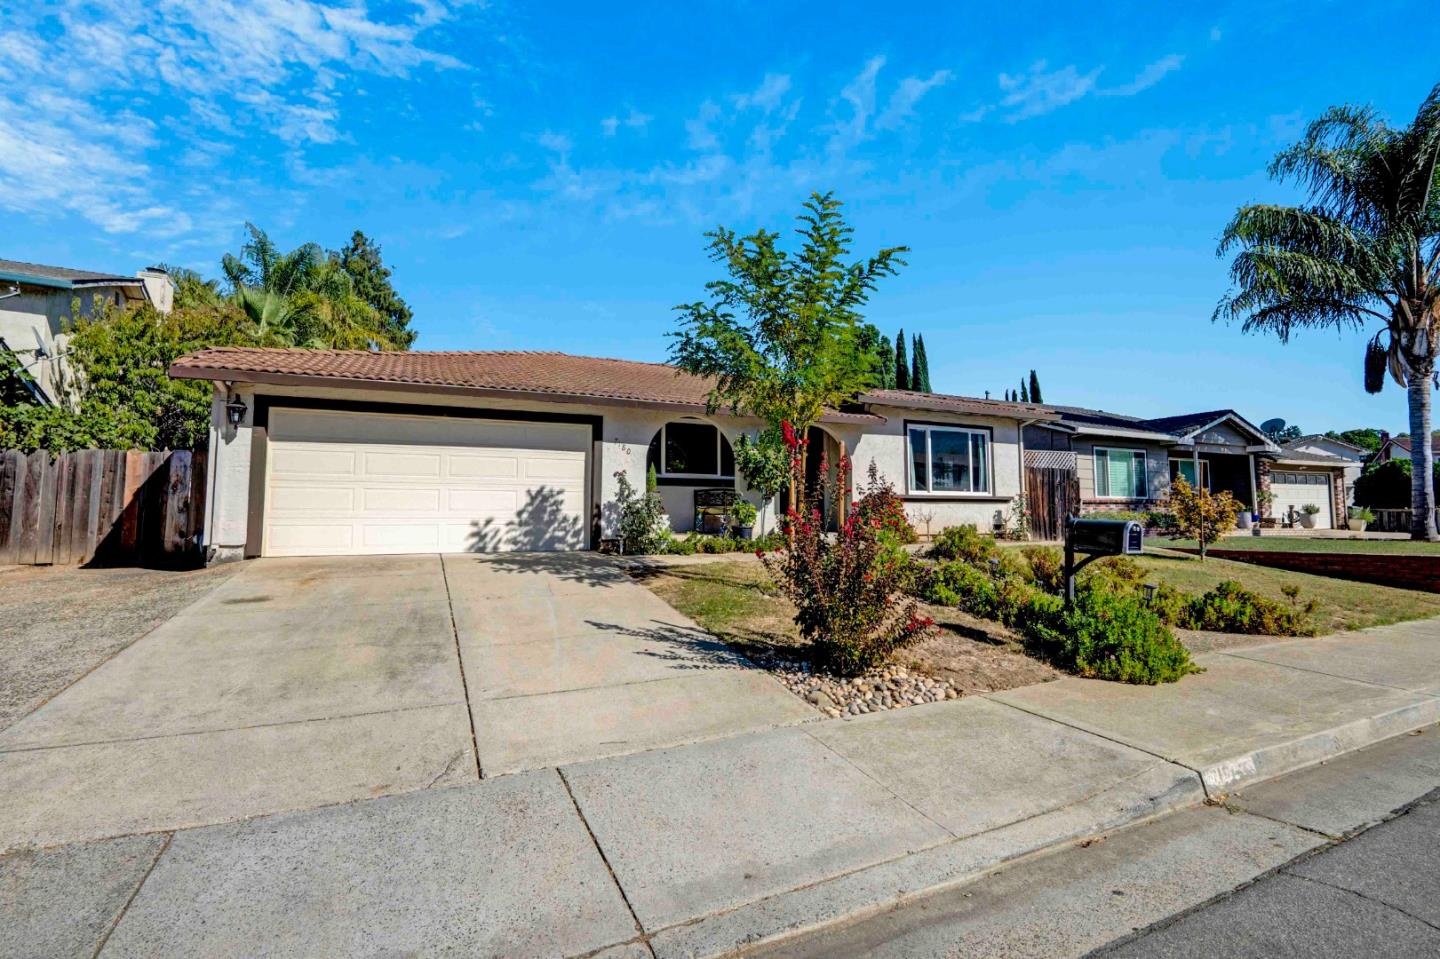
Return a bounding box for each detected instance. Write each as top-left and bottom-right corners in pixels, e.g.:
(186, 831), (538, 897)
(202, 381), (228, 559)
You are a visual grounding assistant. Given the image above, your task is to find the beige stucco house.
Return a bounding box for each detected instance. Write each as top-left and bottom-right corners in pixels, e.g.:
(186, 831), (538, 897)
(171, 348), (1055, 562)
(1, 258), (173, 403)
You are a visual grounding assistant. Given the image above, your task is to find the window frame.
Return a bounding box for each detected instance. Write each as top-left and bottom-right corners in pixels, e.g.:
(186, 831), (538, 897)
(905, 422), (994, 497)
(652, 421), (735, 480)
(1168, 457), (1210, 490)
(1094, 446), (1150, 500)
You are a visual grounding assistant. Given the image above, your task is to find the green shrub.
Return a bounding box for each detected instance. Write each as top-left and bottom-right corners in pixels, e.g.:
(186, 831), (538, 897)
(926, 525), (997, 565)
(1020, 546), (1065, 593)
(1024, 587), (1199, 684)
(923, 560), (999, 613)
(1181, 581), (1317, 636)
(1085, 510), (1148, 523)
(727, 499), (758, 528)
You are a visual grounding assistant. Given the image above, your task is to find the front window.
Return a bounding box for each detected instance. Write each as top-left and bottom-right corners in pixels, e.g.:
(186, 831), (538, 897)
(1095, 448), (1148, 499)
(647, 422), (735, 478)
(1169, 458), (1209, 489)
(908, 425), (990, 494)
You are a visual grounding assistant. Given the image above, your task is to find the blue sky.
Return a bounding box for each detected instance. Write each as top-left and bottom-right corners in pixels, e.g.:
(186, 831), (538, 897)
(4, 1), (1438, 434)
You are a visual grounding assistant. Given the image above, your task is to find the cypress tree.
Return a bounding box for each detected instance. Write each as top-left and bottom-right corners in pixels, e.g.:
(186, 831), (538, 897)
(1020, 380), (1029, 403)
(912, 334), (932, 392)
(894, 328), (909, 390)
(1028, 369), (1043, 403)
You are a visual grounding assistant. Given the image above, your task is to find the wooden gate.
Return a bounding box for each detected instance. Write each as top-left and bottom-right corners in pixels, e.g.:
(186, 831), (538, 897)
(0, 449), (206, 567)
(1025, 451), (1078, 542)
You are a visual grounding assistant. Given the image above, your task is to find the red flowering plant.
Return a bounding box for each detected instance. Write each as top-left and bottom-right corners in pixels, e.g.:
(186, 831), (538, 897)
(853, 461), (917, 544)
(762, 422), (934, 675)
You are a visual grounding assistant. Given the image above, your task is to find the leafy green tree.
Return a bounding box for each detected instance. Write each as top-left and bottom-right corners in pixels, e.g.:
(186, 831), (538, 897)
(856, 324), (895, 389)
(339, 230), (416, 348)
(1215, 84), (1440, 539)
(1354, 457), (1440, 508)
(911, 333), (932, 392)
(1028, 369), (1043, 403)
(732, 427), (791, 532)
(893, 327), (909, 390)
(1019, 379), (1029, 403)
(671, 192), (908, 512)
(1326, 427), (1383, 452)
(222, 223), (404, 350)
(0, 300), (255, 451)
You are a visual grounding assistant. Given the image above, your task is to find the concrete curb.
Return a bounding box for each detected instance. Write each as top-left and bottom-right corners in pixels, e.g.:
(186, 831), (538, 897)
(647, 763), (1203, 959)
(1198, 697), (1440, 795)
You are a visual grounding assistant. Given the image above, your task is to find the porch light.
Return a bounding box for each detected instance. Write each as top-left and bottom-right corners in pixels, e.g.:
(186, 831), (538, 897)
(1143, 583), (1158, 606)
(225, 394), (248, 427)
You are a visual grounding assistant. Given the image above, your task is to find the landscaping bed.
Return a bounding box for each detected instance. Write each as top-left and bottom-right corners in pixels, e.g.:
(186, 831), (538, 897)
(632, 559), (1060, 718)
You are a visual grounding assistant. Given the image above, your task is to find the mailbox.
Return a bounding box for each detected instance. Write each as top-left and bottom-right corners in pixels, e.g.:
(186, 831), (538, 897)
(1069, 518), (1144, 557)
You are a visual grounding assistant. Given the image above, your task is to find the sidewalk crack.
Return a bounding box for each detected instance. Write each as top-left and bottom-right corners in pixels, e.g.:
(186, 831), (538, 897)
(440, 554), (484, 781)
(1283, 872), (1440, 933)
(800, 726), (958, 840)
(91, 831), (172, 957)
(557, 767), (656, 957)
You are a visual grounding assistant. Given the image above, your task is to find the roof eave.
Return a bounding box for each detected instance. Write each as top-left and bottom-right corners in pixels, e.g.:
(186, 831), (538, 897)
(166, 364), (885, 425)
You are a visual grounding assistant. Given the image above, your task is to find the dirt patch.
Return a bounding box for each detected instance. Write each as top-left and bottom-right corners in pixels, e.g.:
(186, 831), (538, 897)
(632, 559), (1059, 700)
(0, 563), (239, 731)
(1176, 628), (1295, 656)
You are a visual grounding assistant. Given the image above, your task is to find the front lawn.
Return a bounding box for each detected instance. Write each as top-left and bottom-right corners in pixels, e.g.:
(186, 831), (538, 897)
(1133, 549), (1440, 633)
(1155, 536), (1440, 555)
(632, 558), (1058, 695)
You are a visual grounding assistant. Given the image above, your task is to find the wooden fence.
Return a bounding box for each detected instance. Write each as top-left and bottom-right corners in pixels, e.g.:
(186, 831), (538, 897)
(0, 449), (206, 567)
(1025, 464), (1079, 542)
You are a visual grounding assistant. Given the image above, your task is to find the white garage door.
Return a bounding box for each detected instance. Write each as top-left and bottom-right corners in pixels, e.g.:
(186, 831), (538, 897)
(263, 408), (590, 556)
(1270, 471), (1333, 529)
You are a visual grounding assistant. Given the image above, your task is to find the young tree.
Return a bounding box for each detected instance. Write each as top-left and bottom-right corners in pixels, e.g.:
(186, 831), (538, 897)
(894, 327), (910, 390)
(1169, 476), (1241, 560)
(670, 192), (908, 509)
(1019, 379), (1029, 403)
(1028, 369), (1043, 403)
(1215, 84), (1440, 540)
(911, 333), (932, 392)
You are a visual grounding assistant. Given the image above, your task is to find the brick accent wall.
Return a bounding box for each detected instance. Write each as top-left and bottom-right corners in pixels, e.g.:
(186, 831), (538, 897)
(1256, 459), (1272, 520)
(1179, 548), (1440, 593)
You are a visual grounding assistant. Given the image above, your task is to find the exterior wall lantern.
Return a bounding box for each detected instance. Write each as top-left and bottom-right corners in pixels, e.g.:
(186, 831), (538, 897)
(225, 394), (248, 427)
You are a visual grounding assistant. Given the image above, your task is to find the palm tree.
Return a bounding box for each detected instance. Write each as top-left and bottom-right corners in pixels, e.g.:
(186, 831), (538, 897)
(222, 224), (395, 350)
(1215, 84), (1440, 540)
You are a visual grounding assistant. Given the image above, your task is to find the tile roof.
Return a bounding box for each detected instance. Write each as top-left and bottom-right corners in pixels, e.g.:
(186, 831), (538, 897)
(0, 258), (142, 287)
(171, 348), (1056, 424)
(1385, 436), (1440, 454)
(859, 388), (1057, 421)
(170, 347), (897, 422)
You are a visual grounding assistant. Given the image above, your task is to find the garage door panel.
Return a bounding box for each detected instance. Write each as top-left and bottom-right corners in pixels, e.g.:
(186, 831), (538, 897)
(1271, 471), (1333, 528)
(449, 454), (520, 479)
(264, 409), (590, 557)
(269, 486), (356, 513)
(271, 448), (356, 476)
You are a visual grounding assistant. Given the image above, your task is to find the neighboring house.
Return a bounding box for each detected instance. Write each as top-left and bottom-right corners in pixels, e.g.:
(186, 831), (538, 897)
(170, 348), (1055, 561)
(1373, 432), (1440, 466)
(0, 258), (173, 404)
(1281, 434), (1366, 508)
(1023, 406), (1353, 530)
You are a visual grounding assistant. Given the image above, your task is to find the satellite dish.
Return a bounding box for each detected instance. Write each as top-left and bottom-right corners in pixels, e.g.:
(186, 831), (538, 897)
(1260, 418), (1287, 435)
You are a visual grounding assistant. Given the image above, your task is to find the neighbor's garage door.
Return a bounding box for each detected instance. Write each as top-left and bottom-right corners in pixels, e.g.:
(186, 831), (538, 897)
(1270, 471), (1333, 529)
(263, 408), (590, 556)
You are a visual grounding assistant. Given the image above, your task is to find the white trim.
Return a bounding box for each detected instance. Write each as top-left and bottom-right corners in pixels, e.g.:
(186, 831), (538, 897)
(654, 421), (736, 480)
(1181, 413), (1279, 451)
(906, 424), (993, 496)
(1094, 446), (1149, 500)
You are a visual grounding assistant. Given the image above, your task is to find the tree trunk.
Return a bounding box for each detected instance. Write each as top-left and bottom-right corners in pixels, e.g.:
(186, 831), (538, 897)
(1407, 363), (1439, 540)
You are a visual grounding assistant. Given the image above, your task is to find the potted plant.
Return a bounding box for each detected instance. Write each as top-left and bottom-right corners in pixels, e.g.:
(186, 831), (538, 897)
(1298, 503), (1321, 529)
(728, 499), (758, 540)
(1349, 506), (1374, 533)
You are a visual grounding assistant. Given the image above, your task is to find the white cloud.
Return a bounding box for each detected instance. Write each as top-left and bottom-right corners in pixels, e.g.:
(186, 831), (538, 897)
(732, 74), (792, 112)
(685, 101), (723, 151)
(601, 108), (653, 137)
(1100, 54), (1184, 97)
(876, 69), (952, 130)
(996, 61), (1102, 121)
(830, 56), (887, 151)
(0, 0), (475, 241)
(537, 131), (573, 154)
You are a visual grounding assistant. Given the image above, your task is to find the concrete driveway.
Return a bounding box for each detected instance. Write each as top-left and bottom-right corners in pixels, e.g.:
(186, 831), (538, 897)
(0, 553), (809, 849)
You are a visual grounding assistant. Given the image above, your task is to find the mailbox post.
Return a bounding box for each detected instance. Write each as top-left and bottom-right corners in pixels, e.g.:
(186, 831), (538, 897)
(1063, 515), (1145, 606)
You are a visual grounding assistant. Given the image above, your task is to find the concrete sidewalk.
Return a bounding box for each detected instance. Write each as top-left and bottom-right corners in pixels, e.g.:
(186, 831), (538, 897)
(4, 617), (1438, 958)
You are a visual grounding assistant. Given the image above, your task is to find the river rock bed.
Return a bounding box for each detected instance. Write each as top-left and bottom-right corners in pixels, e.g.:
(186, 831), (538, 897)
(751, 653), (960, 718)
